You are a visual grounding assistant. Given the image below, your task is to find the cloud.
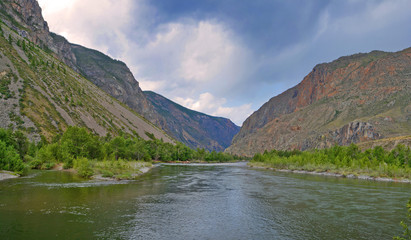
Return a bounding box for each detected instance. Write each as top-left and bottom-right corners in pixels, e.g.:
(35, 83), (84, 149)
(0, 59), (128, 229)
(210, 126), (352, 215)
(178, 21), (236, 82)
(38, 0), (135, 56)
(38, 0), (253, 123)
(37, 0), (411, 126)
(128, 20), (250, 87)
(174, 93), (252, 126)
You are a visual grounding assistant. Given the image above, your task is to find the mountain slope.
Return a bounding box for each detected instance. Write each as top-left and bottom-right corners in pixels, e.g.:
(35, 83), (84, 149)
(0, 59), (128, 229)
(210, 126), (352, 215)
(144, 91), (240, 151)
(1, 0), (239, 150)
(0, 0), (163, 125)
(0, 12), (173, 143)
(227, 48), (411, 156)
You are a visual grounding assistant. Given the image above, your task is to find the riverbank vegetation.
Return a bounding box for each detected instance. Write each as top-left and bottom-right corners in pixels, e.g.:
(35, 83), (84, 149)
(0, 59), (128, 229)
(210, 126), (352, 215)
(251, 144), (411, 179)
(394, 198), (411, 240)
(0, 127), (241, 178)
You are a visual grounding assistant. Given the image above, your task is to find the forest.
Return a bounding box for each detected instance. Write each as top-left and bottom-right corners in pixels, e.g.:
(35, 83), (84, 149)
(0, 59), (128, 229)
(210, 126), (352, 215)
(0, 127), (241, 178)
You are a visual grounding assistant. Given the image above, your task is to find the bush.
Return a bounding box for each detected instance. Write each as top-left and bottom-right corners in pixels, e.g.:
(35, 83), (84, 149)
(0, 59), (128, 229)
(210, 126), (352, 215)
(101, 170), (114, 178)
(73, 157), (94, 178)
(251, 144), (411, 178)
(0, 140), (26, 174)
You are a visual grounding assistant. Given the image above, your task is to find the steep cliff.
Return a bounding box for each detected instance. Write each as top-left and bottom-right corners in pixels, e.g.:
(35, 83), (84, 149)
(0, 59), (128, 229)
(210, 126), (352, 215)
(145, 91), (240, 151)
(227, 48), (411, 156)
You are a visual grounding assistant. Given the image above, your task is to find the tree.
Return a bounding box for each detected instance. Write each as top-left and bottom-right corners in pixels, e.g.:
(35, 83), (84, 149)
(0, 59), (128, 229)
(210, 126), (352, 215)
(0, 140), (25, 174)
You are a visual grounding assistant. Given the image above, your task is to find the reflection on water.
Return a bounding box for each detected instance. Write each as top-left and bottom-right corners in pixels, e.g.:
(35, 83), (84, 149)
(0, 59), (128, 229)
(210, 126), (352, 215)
(0, 164), (410, 239)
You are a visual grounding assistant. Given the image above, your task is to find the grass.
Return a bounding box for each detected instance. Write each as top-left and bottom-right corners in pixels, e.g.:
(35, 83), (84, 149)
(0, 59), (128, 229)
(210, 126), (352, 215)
(78, 159), (152, 180)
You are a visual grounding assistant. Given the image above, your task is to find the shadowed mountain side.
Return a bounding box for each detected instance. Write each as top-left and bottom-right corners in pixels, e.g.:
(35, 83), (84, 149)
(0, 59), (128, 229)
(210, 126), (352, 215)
(144, 91), (240, 151)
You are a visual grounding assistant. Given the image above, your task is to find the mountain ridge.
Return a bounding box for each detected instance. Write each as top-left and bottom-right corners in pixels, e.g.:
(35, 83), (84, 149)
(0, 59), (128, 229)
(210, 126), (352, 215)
(227, 47), (411, 156)
(144, 91), (240, 151)
(1, 0), (240, 150)
(0, 19), (173, 143)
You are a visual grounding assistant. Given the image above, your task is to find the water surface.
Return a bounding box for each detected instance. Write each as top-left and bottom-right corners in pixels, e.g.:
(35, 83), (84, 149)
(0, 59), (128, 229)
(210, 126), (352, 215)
(0, 163), (409, 239)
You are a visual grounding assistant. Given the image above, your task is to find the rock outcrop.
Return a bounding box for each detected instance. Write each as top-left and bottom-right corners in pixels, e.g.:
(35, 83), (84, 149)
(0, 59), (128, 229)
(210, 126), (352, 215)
(227, 48), (411, 156)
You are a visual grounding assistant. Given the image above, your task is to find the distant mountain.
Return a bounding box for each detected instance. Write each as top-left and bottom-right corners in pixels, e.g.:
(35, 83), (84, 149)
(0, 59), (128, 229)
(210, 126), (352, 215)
(0, 0), (240, 150)
(144, 91), (240, 151)
(227, 48), (411, 156)
(0, 0), (173, 142)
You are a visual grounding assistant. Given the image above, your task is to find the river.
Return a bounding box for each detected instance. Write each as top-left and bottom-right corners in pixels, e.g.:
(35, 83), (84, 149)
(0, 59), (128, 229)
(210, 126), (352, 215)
(0, 162), (409, 239)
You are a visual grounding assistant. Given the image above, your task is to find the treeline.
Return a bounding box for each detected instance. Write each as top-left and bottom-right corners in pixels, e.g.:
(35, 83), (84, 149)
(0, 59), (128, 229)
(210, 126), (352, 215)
(0, 127), (241, 175)
(252, 144), (411, 178)
(0, 128), (30, 174)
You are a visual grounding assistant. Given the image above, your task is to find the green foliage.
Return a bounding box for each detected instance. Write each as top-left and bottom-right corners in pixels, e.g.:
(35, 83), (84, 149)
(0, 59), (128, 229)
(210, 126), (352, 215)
(145, 131), (155, 140)
(394, 198), (411, 240)
(73, 157), (94, 178)
(0, 140), (26, 174)
(0, 73), (13, 99)
(0, 128), (32, 174)
(251, 144), (411, 178)
(0, 126), (240, 178)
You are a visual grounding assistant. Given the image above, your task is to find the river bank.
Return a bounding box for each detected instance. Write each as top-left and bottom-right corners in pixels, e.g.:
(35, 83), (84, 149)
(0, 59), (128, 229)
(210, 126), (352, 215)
(0, 171), (19, 181)
(0, 161), (155, 181)
(248, 162), (411, 183)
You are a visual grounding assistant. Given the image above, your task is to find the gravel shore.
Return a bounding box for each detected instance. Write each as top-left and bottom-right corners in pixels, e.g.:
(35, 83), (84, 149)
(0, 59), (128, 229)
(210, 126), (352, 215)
(0, 171), (19, 181)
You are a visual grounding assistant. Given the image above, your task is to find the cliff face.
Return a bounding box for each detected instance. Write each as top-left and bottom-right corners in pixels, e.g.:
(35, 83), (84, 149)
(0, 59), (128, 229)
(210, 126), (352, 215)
(227, 49), (411, 156)
(68, 44), (161, 124)
(144, 91), (240, 151)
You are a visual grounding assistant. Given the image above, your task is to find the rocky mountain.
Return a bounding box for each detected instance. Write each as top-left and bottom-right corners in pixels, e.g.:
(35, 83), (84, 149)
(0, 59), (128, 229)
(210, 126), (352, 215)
(227, 48), (411, 156)
(0, 0), (239, 150)
(0, 0), (161, 124)
(0, 2), (173, 143)
(144, 91), (240, 151)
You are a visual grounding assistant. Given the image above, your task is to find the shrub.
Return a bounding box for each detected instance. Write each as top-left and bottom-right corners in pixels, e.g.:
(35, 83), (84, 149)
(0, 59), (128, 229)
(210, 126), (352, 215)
(101, 170), (114, 178)
(73, 157), (94, 178)
(0, 140), (26, 174)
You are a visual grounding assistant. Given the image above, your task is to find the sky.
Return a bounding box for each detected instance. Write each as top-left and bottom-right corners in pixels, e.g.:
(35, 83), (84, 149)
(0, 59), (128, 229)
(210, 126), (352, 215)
(37, 0), (411, 126)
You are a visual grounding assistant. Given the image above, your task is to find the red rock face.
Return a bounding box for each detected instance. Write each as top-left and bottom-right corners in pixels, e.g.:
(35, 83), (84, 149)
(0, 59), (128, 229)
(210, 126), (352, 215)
(228, 49), (411, 156)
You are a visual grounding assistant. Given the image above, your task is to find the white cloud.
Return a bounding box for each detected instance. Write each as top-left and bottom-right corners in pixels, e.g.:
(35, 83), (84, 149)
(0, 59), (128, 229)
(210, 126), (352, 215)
(178, 21), (236, 82)
(174, 93), (252, 126)
(38, 0), (134, 56)
(130, 20), (249, 87)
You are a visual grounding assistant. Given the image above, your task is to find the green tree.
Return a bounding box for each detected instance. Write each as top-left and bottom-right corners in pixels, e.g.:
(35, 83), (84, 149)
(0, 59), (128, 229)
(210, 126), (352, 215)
(0, 140), (25, 174)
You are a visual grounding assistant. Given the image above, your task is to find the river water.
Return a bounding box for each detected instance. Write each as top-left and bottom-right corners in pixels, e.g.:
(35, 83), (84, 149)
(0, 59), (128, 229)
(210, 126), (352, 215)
(0, 162), (409, 239)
